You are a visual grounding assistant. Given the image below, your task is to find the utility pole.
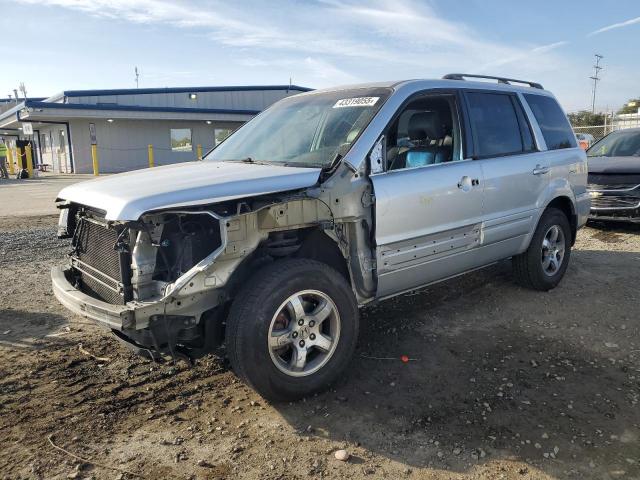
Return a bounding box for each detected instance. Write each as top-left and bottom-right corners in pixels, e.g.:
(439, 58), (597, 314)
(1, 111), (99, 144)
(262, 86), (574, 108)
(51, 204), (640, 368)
(18, 82), (27, 100)
(590, 54), (603, 113)
(135, 66), (140, 88)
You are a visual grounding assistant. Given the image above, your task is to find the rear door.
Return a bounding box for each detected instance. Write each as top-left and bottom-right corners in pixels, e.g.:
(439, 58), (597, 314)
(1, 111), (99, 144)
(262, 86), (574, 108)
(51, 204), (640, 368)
(462, 90), (549, 260)
(371, 92), (485, 298)
(522, 92), (585, 200)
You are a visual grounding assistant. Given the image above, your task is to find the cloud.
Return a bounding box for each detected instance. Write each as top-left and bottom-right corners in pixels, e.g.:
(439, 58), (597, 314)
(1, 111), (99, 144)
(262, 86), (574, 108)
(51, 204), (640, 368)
(478, 41), (569, 71)
(588, 16), (640, 36)
(14, 0), (399, 62)
(236, 56), (359, 87)
(12, 0), (572, 87)
(15, 0), (568, 64)
(319, 0), (569, 72)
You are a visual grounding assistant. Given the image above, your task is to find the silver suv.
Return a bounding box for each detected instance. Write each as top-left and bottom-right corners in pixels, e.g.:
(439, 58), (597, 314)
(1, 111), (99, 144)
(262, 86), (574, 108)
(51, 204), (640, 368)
(52, 74), (591, 401)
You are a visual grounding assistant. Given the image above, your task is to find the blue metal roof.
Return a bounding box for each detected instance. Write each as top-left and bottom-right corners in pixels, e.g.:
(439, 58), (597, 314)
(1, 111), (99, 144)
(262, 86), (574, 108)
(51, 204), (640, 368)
(23, 100), (261, 116)
(61, 85), (312, 97)
(0, 97), (45, 103)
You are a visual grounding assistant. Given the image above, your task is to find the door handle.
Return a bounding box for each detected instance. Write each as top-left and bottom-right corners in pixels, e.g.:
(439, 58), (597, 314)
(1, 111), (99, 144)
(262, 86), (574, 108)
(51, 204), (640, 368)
(532, 165), (550, 175)
(457, 176), (479, 191)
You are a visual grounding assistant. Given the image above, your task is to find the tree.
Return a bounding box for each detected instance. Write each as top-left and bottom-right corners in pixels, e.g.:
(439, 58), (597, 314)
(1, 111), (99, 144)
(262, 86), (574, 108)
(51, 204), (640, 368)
(567, 110), (605, 127)
(617, 99), (640, 115)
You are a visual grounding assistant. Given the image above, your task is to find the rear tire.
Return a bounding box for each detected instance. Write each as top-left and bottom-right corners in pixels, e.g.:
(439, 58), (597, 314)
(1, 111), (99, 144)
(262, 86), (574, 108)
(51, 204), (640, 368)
(225, 258), (359, 402)
(513, 207), (571, 291)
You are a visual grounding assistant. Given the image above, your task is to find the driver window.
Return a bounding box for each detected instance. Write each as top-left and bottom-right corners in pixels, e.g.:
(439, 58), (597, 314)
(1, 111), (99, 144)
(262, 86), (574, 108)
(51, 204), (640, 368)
(386, 95), (460, 171)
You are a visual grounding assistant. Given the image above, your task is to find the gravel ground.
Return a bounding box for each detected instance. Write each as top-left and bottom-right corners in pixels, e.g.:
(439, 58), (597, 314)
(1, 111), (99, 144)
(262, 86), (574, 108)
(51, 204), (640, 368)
(1, 215), (639, 480)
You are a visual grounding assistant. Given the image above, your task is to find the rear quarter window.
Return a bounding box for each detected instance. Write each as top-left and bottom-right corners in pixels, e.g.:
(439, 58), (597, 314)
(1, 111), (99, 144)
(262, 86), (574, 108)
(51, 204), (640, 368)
(523, 94), (577, 150)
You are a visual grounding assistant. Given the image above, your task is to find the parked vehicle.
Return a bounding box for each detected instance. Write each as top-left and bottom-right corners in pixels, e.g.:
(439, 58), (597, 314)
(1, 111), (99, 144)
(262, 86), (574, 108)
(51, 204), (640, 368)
(576, 132), (595, 150)
(587, 128), (640, 222)
(52, 74), (590, 401)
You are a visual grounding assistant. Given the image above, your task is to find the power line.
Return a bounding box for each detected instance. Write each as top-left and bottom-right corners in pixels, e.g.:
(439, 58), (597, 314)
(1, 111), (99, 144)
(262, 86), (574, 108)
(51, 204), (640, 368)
(590, 54), (603, 113)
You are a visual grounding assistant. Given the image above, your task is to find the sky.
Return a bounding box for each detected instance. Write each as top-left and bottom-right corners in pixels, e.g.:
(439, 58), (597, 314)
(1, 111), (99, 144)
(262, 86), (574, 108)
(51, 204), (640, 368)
(1, 0), (639, 113)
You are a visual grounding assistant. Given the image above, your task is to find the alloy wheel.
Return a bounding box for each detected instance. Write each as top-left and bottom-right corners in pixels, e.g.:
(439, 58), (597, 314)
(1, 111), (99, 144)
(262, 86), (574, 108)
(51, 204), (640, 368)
(267, 290), (341, 377)
(541, 225), (565, 277)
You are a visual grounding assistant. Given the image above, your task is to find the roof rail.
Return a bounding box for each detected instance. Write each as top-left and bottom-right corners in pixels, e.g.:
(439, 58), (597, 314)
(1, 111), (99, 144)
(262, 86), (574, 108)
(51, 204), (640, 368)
(442, 73), (543, 90)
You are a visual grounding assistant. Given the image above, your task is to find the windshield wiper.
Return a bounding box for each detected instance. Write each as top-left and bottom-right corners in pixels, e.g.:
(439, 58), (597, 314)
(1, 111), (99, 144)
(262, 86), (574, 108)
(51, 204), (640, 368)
(225, 157), (272, 165)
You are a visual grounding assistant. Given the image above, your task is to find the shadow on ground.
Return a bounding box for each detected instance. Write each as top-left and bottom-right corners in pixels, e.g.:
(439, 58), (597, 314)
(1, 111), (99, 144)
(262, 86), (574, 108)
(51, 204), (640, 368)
(587, 218), (640, 237)
(0, 309), (70, 350)
(274, 253), (640, 478)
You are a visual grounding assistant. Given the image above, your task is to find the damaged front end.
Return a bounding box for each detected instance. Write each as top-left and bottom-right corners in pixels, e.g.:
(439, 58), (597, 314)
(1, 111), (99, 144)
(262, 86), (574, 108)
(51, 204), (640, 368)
(52, 194), (350, 363)
(54, 203), (230, 362)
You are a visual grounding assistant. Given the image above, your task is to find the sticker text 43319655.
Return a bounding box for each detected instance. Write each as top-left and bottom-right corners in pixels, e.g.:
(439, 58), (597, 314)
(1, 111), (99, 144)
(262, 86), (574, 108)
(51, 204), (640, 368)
(333, 97), (380, 108)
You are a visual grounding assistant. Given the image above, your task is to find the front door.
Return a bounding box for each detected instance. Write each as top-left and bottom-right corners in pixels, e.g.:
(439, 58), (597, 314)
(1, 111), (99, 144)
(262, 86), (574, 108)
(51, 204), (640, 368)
(370, 93), (484, 298)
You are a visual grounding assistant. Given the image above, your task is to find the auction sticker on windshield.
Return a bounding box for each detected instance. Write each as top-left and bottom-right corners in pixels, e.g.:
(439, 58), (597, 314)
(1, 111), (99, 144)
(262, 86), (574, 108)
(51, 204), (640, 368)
(333, 97), (379, 108)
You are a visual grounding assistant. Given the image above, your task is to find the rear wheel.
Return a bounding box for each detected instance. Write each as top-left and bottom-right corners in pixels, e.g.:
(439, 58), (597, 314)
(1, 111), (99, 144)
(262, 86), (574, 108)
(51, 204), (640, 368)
(225, 259), (359, 402)
(513, 207), (571, 291)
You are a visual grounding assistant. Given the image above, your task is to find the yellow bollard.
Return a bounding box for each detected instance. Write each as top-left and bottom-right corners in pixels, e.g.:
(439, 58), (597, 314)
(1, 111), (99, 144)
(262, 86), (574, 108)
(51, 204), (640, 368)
(25, 145), (34, 178)
(148, 144), (155, 168)
(91, 144), (99, 176)
(7, 147), (14, 176)
(196, 144), (202, 161)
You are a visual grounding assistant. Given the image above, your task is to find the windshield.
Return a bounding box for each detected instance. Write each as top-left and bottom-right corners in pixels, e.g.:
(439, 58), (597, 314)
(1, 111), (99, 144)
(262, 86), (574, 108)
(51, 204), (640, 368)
(206, 87), (391, 168)
(587, 130), (640, 157)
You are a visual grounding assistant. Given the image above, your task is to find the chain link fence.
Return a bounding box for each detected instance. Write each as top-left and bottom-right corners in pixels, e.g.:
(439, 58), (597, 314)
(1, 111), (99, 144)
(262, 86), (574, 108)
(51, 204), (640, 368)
(571, 114), (640, 148)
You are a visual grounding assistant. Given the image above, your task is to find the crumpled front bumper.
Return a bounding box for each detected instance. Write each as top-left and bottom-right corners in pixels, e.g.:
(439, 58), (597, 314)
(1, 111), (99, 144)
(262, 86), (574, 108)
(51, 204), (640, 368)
(51, 266), (135, 331)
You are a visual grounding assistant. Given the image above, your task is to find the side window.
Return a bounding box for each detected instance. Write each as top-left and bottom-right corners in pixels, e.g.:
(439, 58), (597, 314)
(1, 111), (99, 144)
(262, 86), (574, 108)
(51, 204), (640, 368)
(465, 92), (525, 158)
(386, 95), (459, 171)
(523, 94), (577, 150)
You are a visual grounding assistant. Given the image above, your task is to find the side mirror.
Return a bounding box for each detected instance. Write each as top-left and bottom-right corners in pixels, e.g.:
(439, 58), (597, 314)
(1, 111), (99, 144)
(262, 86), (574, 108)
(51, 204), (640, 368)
(369, 135), (385, 174)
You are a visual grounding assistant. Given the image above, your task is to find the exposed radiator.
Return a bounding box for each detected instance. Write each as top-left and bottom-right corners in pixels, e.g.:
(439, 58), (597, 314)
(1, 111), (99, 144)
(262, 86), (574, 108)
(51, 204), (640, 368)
(72, 217), (130, 305)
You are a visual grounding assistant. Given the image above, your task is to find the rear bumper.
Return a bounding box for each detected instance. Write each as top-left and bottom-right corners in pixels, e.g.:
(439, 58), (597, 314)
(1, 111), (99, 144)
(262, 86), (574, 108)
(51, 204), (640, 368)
(575, 192), (592, 229)
(51, 266), (135, 331)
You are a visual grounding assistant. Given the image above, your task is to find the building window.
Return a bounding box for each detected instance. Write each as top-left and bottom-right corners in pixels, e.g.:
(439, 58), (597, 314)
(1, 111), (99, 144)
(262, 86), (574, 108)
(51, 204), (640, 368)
(215, 128), (233, 146)
(171, 128), (193, 152)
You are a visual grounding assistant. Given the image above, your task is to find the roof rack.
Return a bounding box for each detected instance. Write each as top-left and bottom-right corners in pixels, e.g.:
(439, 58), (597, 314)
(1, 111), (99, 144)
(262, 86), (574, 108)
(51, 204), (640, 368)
(442, 73), (543, 90)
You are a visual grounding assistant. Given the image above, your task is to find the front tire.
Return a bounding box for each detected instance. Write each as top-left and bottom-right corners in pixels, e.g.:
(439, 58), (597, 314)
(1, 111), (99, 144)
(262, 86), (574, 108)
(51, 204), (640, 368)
(513, 207), (572, 291)
(225, 259), (359, 402)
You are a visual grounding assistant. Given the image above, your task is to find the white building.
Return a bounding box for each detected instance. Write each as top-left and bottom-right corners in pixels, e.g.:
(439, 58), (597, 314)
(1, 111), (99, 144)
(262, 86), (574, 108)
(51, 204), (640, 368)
(0, 85), (310, 174)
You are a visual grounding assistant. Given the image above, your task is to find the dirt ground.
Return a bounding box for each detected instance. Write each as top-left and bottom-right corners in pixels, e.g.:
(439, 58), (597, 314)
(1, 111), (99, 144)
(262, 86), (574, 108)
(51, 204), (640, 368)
(1, 215), (639, 480)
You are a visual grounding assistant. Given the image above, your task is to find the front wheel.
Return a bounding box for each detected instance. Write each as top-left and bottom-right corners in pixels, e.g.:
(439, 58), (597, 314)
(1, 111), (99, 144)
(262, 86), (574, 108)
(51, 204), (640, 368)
(513, 207), (572, 291)
(225, 259), (359, 402)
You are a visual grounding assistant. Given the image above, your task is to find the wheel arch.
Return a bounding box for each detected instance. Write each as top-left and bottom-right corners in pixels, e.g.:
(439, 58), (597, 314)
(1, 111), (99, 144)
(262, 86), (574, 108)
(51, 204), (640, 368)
(294, 228), (351, 281)
(223, 226), (352, 300)
(544, 195), (577, 245)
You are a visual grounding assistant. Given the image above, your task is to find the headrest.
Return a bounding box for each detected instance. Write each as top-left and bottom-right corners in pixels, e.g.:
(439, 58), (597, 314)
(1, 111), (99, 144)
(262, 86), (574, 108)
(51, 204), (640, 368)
(408, 111), (444, 140)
